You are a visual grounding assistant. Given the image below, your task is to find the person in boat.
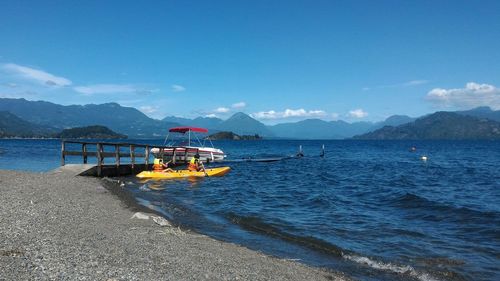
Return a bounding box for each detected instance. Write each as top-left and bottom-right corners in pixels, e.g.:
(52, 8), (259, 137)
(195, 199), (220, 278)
(188, 153), (203, 172)
(153, 158), (174, 173)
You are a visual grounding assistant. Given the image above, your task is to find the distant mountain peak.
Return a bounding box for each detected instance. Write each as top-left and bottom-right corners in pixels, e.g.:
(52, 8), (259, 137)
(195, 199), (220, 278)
(381, 115), (415, 127)
(227, 112), (252, 120)
(456, 106), (500, 122)
(218, 112), (273, 136)
(470, 106), (492, 111)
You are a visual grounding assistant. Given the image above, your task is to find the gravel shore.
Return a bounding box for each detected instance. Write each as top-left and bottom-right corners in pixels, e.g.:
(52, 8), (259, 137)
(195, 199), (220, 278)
(0, 169), (350, 280)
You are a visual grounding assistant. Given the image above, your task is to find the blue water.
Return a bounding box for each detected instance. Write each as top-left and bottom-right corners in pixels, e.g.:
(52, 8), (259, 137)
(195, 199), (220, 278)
(1, 139), (499, 281)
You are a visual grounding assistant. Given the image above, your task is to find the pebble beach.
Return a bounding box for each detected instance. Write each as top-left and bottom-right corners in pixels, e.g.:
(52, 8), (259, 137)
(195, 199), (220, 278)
(0, 169), (350, 280)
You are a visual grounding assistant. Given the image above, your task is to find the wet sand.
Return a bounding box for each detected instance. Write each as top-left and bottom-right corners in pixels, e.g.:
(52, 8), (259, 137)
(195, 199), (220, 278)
(0, 169), (350, 280)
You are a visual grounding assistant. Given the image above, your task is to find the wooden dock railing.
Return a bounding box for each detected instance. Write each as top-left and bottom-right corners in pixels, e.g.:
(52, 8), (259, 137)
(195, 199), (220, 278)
(61, 140), (188, 177)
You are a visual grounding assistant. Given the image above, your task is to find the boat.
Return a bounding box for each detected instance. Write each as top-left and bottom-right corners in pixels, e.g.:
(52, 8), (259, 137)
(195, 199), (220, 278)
(151, 126), (226, 163)
(136, 166), (231, 179)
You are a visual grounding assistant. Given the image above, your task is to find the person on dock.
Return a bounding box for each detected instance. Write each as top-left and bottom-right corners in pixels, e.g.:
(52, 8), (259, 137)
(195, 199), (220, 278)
(188, 154), (203, 172)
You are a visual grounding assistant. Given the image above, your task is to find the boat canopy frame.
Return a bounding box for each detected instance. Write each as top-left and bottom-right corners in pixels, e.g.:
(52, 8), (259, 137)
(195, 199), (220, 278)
(162, 126), (215, 149)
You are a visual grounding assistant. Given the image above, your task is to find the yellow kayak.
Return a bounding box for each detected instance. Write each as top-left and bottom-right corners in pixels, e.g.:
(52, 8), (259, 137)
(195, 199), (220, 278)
(136, 167), (231, 179)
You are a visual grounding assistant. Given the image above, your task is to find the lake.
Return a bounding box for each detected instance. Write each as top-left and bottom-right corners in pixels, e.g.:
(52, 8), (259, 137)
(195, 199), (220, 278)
(1, 139), (499, 281)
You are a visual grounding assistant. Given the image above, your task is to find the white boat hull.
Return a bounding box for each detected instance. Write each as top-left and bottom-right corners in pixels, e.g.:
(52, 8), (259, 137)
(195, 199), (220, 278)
(151, 146), (225, 163)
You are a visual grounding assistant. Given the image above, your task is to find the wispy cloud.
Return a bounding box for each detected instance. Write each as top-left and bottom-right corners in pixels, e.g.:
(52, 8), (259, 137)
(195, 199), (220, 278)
(348, 109), (368, 118)
(363, 79), (429, 91)
(232, 101), (246, 108)
(215, 107), (230, 113)
(139, 105), (159, 114)
(1, 82), (18, 88)
(73, 84), (154, 95)
(2, 63), (72, 86)
(426, 82), (500, 109)
(251, 108), (327, 120)
(404, 80), (428, 86)
(204, 103), (245, 116)
(171, 84), (186, 92)
(0, 90), (38, 99)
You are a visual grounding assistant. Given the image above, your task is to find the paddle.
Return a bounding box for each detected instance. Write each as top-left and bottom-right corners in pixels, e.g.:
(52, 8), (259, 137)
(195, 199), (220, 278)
(200, 160), (209, 177)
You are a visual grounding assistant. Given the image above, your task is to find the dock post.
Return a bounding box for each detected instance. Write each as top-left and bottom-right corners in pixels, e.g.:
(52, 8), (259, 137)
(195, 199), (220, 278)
(130, 145), (135, 170)
(145, 145), (150, 166)
(82, 143), (88, 164)
(115, 145), (120, 168)
(61, 141), (66, 166)
(96, 143), (102, 177)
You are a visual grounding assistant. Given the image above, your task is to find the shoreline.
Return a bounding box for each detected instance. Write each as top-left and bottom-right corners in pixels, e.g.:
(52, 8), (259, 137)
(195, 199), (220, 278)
(0, 169), (350, 280)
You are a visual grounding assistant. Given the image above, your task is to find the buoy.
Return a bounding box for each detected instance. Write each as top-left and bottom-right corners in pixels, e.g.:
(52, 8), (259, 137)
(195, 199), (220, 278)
(296, 145), (304, 157)
(410, 146), (416, 152)
(421, 156), (428, 161)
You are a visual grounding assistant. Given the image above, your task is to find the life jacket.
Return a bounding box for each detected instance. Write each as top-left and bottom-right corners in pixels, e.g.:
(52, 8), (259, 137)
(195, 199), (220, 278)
(188, 157), (199, 171)
(153, 158), (163, 171)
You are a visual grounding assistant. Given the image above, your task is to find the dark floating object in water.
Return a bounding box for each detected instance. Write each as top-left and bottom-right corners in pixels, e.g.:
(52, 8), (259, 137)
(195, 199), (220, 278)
(224, 157), (289, 163)
(225, 144), (326, 163)
(296, 145), (304, 157)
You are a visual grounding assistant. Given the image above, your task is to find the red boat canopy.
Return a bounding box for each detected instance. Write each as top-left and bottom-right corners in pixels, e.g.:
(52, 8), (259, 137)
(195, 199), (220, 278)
(169, 126), (209, 134)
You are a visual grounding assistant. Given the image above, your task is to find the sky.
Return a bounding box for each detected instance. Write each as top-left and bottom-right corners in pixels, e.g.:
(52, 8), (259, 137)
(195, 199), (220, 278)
(1, 0), (499, 124)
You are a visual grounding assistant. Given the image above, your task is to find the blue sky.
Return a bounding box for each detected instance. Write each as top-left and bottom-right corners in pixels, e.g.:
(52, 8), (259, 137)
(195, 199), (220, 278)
(1, 0), (499, 124)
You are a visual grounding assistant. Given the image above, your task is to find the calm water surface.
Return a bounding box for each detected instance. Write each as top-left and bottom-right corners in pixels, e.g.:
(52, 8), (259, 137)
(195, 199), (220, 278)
(1, 139), (499, 281)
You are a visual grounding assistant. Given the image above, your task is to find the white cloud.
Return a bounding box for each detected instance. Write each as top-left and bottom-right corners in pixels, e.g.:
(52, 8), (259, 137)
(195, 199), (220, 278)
(363, 79), (429, 91)
(252, 108), (327, 120)
(426, 82), (500, 109)
(2, 63), (72, 86)
(251, 110), (278, 119)
(205, 114), (218, 118)
(171, 84), (186, 92)
(232, 102), (246, 108)
(283, 109), (326, 118)
(348, 109), (368, 118)
(139, 105), (159, 114)
(1, 83), (17, 88)
(404, 80), (428, 86)
(0, 91), (37, 99)
(73, 84), (151, 95)
(207, 102), (245, 116)
(135, 89), (156, 95)
(331, 113), (340, 119)
(215, 107), (230, 113)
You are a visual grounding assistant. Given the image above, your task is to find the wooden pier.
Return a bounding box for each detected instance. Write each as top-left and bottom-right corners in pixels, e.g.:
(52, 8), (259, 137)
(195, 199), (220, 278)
(61, 140), (191, 177)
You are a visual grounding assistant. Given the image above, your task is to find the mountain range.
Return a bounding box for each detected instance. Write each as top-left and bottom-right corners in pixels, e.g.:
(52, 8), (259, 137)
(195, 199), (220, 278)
(0, 98), (177, 138)
(164, 111), (415, 139)
(354, 111), (500, 140)
(0, 111), (57, 137)
(1, 98), (500, 139)
(162, 112), (274, 136)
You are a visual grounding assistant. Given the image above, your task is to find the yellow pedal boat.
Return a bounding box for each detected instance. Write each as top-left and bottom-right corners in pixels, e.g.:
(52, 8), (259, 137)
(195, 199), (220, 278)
(136, 166), (231, 179)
